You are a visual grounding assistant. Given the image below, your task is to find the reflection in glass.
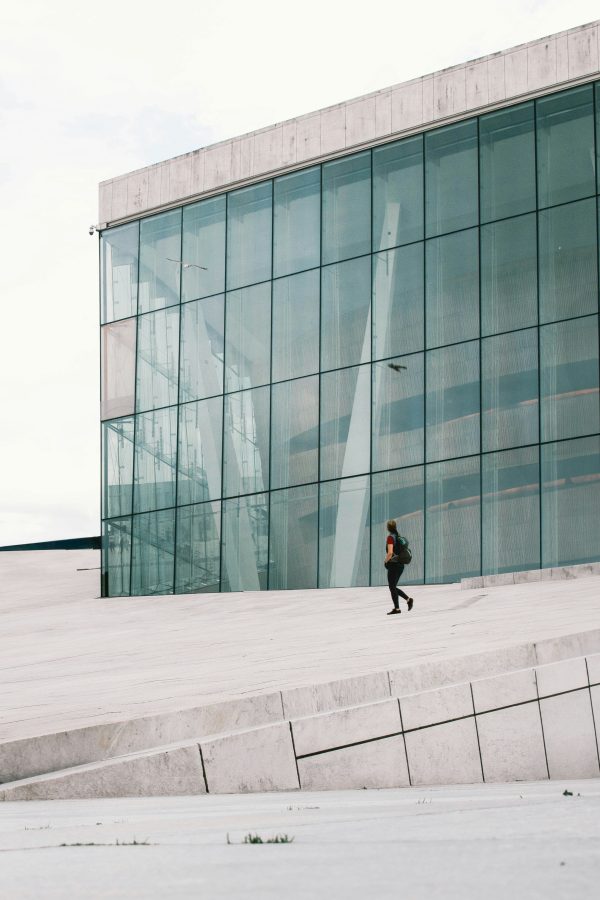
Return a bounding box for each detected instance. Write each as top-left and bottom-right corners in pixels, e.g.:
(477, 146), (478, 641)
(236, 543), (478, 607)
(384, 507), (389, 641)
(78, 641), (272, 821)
(483, 446), (540, 575)
(101, 222), (138, 323)
(175, 502), (221, 593)
(322, 152), (371, 264)
(102, 418), (134, 519)
(131, 508), (175, 595)
(540, 316), (600, 442)
(103, 517), (132, 597)
(425, 120), (478, 237)
(536, 84), (595, 208)
(482, 329), (539, 451)
(426, 456), (480, 582)
(426, 342), (480, 462)
(139, 210), (181, 313)
(179, 296), (224, 402)
(225, 282), (271, 392)
(272, 270), (320, 382)
(101, 318), (136, 420)
(223, 387), (270, 498)
(372, 136), (423, 251)
(135, 307), (179, 412)
(481, 214), (537, 336)
(426, 228), (479, 348)
(221, 493), (268, 591)
(321, 256), (371, 371)
(371, 466), (424, 585)
(372, 243), (424, 360)
(182, 196), (226, 301)
(271, 376), (318, 490)
(177, 398), (223, 505)
(321, 365), (370, 481)
(319, 476), (370, 587)
(133, 406), (178, 513)
(273, 167), (320, 277)
(479, 102), (536, 223)
(372, 354), (424, 470)
(269, 484), (318, 590)
(226, 182), (272, 290)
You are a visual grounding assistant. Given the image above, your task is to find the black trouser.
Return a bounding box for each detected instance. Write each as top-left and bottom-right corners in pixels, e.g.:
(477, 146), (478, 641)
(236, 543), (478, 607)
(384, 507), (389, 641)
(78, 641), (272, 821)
(387, 562), (409, 609)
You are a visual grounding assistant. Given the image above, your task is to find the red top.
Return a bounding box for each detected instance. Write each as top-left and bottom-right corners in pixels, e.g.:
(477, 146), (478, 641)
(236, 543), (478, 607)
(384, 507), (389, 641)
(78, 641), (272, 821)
(386, 535), (394, 547)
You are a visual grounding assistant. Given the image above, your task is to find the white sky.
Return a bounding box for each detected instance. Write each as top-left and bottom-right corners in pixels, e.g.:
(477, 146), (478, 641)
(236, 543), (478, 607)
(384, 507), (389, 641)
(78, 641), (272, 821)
(0, 0), (598, 545)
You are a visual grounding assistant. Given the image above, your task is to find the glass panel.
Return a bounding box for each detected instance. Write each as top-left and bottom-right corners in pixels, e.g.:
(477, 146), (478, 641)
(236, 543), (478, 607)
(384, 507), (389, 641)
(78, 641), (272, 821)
(371, 466), (424, 585)
(272, 270), (320, 382)
(270, 376), (319, 490)
(425, 228), (479, 348)
(372, 135), (424, 251)
(224, 282), (271, 393)
(131, 508), (175, 595)
(100, 222), (138, 323)
(426, 341), (480, 462)
(425, 120), (478, 237)
(103, 517), (132, 597)
(179, 295), (224, 402)
(372, 354), (424, 471)
(540, 316), (600, 442)
(221, 493), (269, 591)
(138, 210), (181, 313)
(226, 182), (272, 290)
(133, 406), (178, 513)
(538, 198), (598, 324)
(481, 214), (537, 336)
(372, 243), (424, 360)
(536, 84), (595, 208)
(135, 307), (180, 412)
(175, 501), (221, 593)
(102, 418), (134, 519)
(101, 318), (136, 420)
(425, 455), (480, 583)
(177, 397), (223, 505)
(482, 329), (539, 452)
(181, 195), (225, 301)
(273, 166), (320, 277)
(320, 365), (370, 481)
(223, 386), (270, 498)
(542, 436), (600, 567)
(319, 475), (370, 587)
(482, 446), (540, 575)
(322, 152), (371, 264)
(479, 102), (536, 223)
(269, 484), (318, 590)
(321, 256), (371, 371)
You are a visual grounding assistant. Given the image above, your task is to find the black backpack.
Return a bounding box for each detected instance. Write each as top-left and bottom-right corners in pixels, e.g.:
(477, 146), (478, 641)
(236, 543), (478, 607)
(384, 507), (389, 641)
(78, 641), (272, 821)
(392, 533), (412, 565)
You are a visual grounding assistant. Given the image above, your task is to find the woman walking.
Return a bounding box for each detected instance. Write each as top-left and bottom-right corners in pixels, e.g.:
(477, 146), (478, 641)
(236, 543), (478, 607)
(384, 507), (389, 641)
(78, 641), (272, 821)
(384, 519), (414, 616)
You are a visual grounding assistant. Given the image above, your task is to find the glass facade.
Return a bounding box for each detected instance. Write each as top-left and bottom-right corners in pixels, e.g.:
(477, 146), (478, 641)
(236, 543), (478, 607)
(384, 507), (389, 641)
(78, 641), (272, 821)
(100, 82), (600, 595)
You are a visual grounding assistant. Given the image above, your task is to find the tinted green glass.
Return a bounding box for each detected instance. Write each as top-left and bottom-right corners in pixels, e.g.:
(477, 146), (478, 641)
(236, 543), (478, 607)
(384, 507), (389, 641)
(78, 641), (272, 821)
(272, 270), (320, 382)
(139, 210), (181, 313)
(102, 418), (134, 519)
(223, 386), (270, 498)
(321, 256), (371, 371)
(135, 307), (179, 412)
(322, 152), (371, 264)
(131, 508), (175, 595)
(221, 493), (268, 591)
(426, 341), (480, 462)
(273, 167), (320, 277)
(425, 455), (481, 583)
(371, 466), (424, 585)
(538, 198), (598, 324)
(133, 406), (178, 513)
(426, 228), (479, 348)
(226, 182), (272, 290)
(101, 318), (136, 421)
(225, 282), (271, 393)
(481, 214), (537, 336)
(372, 135), (423, 251)
(103, 517), (132, 597)
(175, 501), (221, 593)
(536, 84), (595, 208)
(482, 446), (540, 575)
(541, 436), (600, 567)
(540, 315), (600, 442)
(320, 365), (370, 481)
(269, 484), (318, 590)
(101, 222), (138, 323)
(177, 397), (223, 505)
(179, 296), (224, 402)
(319, 476), (370, 587)
(479, 102), (536, 223)
(372, 243), (424, 360)
(425, 120), (478, 237)
(181, 196), (225, 301)
(482, 329), (539, 451)
(372, 354), (424, 471)
(270, 376), (319, 490)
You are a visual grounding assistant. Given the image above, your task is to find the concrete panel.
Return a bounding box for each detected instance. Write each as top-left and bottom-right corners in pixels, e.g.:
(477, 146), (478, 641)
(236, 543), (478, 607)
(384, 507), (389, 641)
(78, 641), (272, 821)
(513, 569), (542, 584)
(254, 125), (283, 174)
(483, 573), (514, 587)
(536, 657), (588, 698)
(298, 735), (409, 791)
(201, 722), (299, 794)
(461, 576), (484, 589)
(434, 68), (466, 118)
(400, 683), (473, 731)
(540, 691), (600, 778)
(281, 120), (296, 166)
(527, 39), (557, 91)
(110, 177), (128, 221)
(98, 181), (112, 223)
(472, 668), (537, 713)
(292, 698), (401, 757)
(320, 105), (346, 155)
(158, 163), (171, 206)
(556, 33), (569, 83)
(146, 164), (163, 210)
(296, 114), (321, 162)
(126, 170), (148, 216)
(592, 686), (600, 755)
(345, 96), (376, 147)
(465, 60), (489, 110)
(477, 704), (548, 782)
(203, 143), (233, 191)
(390, 79), (423, 132)
(568, 25), (599, 78)
(487, 54), (506, 104)
(237, 133), (255, 180)
(0, 744), (205, 802)
(535, 628), (600, 666)
(405, 718), (482, 786)
(189, 150), (205, 196)
(504, 48), (528, 97)
(169, 155), (192, 200)
(375, 90), (392, 138)
(587, 653), (600, 685)
(422, 77), (434, 122)
(282, 672), (390, 720)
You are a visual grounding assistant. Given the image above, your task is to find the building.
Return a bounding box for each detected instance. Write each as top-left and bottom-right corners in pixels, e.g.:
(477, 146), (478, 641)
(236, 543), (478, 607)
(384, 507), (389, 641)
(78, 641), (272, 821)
(99, 21), (600, 597)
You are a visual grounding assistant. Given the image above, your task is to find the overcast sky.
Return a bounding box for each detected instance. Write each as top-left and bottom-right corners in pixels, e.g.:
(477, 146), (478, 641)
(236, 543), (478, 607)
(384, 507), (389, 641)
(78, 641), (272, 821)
(0, 0), (598, 546)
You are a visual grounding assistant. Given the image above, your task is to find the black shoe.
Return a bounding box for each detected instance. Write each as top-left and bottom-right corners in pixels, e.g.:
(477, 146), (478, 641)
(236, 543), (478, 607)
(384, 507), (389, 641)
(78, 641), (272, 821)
(407, 598), (414, 611)
(387, 608), (401, 615)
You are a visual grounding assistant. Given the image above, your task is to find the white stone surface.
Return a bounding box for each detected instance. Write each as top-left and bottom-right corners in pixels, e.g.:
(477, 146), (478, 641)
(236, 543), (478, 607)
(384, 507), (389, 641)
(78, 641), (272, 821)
(477, 704), (548, 783)
(282, 672), (390, 720)
(404, 718), (482, 786)
(291, 699), (400, 757)
(536, 657), (589, 698)
(400, 683), (473, 730)
(201, 723), (299, 794)
(540, 691), (600, 779)
(472, 668), (537, 713)
(298, 735), (409, 791)
(536, 629), (600, 666)
(587, 653), (600, 685)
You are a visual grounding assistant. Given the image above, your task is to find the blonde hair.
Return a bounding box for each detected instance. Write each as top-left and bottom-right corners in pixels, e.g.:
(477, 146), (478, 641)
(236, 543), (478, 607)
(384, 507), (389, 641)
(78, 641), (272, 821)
(386, 519), (397, 533)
